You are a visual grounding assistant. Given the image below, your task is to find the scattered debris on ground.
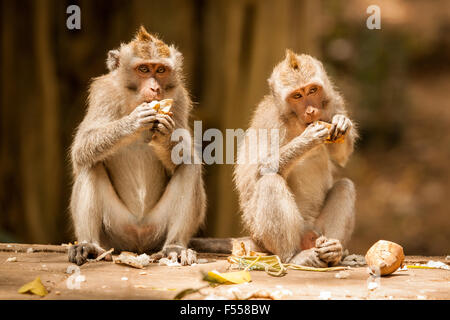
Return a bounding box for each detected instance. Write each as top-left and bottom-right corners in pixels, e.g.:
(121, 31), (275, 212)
(158, 257), (181, 267)
(407, 260), (450, 270)
(114, 251), (150, 269)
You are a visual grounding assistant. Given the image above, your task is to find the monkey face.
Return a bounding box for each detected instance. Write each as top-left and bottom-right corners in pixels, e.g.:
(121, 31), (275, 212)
(286, 84), (324, 124)
(132, 62), (172, 103)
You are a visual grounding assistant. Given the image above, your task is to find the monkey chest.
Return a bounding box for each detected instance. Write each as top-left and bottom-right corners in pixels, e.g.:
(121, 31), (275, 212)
(104, 141), (168, 217)
(286, 148), (332, 215)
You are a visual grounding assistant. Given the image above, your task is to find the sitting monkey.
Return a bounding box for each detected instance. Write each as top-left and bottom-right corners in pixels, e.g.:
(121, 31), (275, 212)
(68, 27), (205, 266)
(234, 50), (358, 267)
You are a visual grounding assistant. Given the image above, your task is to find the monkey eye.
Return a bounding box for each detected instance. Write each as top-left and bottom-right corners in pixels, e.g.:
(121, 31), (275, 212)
(308, 87), (317, 95)
(137, 65), (150, 73)
(292, 93), (303, 99)
(156, 66), (166, 74)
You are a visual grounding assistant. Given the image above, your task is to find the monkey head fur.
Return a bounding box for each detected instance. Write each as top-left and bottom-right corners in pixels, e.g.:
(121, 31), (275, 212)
(105, 26), (185, 108)
(268, 50), (345, 124)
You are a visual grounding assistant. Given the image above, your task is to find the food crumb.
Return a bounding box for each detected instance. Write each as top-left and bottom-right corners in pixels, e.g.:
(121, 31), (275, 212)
(319, 291), (332, 300)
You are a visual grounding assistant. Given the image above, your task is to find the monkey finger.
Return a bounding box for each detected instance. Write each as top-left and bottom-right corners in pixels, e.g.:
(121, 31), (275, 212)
(337, 116), (346, 132)
(138, 116), (157, 126)
(317, 238), (340, 247)
(155, 116), (174, 131)
(311, 255), (328, 268)
(329, 123), (337, 139)
(315, 236), (328, 247)
(317, 244), (342, 255)
(68, 247), (77, 263)
(168, 251), (178, 263)
(342, 119), (352, 133)
(187, 249), (197, 265)
(155, 123), (170, 135)
(317, 240), (342, 250)
(74, 246), (87, 266)
(164, 114), (176, 129)
(150, 251), (164, 262)
(320, 251), (341, 261)
(180, 250), (188, 266)
(315, 128), (330, 140)
(138, 109), (157, 118)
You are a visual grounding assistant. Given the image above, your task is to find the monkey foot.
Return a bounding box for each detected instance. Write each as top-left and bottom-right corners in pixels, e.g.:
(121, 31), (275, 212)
(289, 248), (328, 268)
(315, 236), (343, 266)
(68, 242), (111, 266)
(150, 244), (197, 266)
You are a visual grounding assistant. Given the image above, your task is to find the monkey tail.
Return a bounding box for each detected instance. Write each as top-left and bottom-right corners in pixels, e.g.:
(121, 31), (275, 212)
(188, 237), (264, 254)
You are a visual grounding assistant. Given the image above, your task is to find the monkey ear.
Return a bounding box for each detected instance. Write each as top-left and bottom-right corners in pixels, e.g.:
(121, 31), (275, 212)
(106, 49), (120, 71)
(135, 25), (153, 42)
(285, 49), (299, 70)
(169, 45), (184, 71)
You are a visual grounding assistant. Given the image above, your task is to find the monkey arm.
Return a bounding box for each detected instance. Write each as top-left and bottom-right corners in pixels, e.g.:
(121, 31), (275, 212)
(71, 116), (138, 172)
(258, 135), (318, 178)
(326, 125), (357, 167)
(150, 140), (177, 174)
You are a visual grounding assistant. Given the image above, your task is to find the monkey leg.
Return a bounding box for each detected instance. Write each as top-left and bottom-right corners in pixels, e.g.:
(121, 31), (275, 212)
(248, 173), (305, 263)
(314, 178), (356, 266)
(68, 165), (119, 265)
(150, 163), (206, 266)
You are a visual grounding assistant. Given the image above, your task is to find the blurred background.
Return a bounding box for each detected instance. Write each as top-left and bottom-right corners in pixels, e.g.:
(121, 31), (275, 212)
(0, 0), (449, 255)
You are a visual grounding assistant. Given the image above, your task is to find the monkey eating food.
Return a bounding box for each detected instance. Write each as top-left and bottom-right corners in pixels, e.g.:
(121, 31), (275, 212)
(234, 50), (358, 267)
(68, 27), (205, 266)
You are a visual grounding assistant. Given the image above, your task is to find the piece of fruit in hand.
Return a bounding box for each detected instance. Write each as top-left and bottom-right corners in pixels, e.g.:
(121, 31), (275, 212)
(316, 120), (345, 144)
(150, 99), (173, 116)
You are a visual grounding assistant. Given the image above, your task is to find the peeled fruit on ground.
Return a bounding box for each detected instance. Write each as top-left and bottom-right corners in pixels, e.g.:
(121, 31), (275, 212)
(365, 240), (405, 276)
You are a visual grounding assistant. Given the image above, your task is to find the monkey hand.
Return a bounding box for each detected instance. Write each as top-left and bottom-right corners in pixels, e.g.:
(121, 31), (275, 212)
(68, 242), (112, 266)
(315, 236), (344, 266)
(151, 113), (176, 144)
(289, 248), (328, 268)
(301, 122), (330, 146)
(128, 102), (158, 132)
(149, 244), (197, 266)
(329, 114), (352, 142)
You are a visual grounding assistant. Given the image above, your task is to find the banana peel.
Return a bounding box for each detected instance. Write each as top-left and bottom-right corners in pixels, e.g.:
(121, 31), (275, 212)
(205, 270), (251, 284)
(18, 276), (48, 297)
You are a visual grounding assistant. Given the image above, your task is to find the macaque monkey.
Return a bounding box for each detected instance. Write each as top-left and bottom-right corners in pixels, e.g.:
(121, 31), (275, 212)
(68, 26), (205, 266)
(234, 50), (357, 267)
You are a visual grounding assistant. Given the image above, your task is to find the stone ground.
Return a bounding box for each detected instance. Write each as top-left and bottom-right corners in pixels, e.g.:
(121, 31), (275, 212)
(0, 243), (449, 300)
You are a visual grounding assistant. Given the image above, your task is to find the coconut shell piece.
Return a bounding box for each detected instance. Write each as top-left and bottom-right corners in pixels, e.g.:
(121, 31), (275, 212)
(315, 121), (345, 144)
(365, 240), (405, 276)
